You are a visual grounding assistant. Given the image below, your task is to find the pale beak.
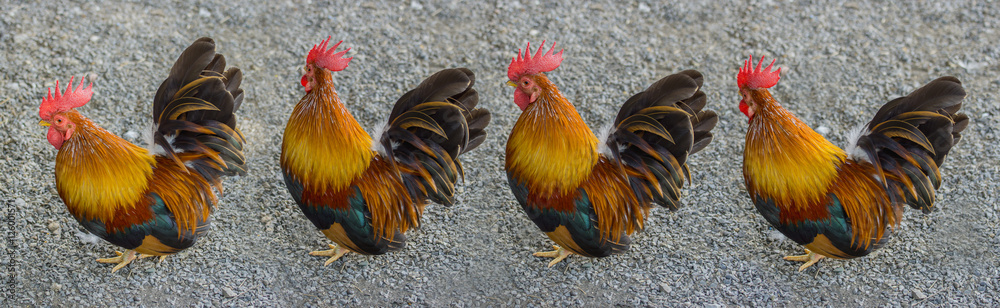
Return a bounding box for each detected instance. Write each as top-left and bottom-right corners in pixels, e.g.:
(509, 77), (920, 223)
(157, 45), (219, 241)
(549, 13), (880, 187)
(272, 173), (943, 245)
(506, 80), (517, 87)
(39, 120), (51, 127)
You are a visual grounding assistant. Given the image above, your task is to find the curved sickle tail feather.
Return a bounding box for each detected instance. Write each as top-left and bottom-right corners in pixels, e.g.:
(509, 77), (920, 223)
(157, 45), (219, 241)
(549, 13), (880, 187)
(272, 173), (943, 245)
(853, 76), (968, 213)
(381, 68), (491, 207)
(607, 70), (718, 210)
(151, 37), (247, 186)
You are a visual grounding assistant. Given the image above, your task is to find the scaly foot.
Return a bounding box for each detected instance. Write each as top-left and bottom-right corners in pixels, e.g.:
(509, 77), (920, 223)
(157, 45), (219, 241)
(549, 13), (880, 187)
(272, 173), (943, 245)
(309, 244), (350, 266)
(533, 245), (573, 267)
(783, 248), (825, 271)
(96, 250), (138, 273)
(137, 253), (168, 264)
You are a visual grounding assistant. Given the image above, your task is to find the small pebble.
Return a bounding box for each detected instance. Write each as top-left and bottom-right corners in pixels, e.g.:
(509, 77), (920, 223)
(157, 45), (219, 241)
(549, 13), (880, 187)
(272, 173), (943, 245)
(47, 221), (60, 232)
(75, 231), (103, 245)
(222, 287), (237, 298)
(912, 288), (928, 300)
(13, 34), (29, 44)
(124, 130), (140, 141)
(816, 125), (831, 135)
(659, 284), (672, 293)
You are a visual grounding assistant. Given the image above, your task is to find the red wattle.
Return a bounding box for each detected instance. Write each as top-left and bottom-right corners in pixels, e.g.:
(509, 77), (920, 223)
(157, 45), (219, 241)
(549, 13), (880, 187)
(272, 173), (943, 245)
(514, 89), (531, 111)
(46, 127), (64, 150)
(739, 100), (755, 122)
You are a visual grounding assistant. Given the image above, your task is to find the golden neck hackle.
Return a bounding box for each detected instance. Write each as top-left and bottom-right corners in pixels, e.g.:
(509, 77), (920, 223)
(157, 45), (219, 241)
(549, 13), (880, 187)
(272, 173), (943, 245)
(281, 68), (374, 192)
(55, 111), (156, 223)
(506, 74), (598, 196)
(742, 89), (846, 209)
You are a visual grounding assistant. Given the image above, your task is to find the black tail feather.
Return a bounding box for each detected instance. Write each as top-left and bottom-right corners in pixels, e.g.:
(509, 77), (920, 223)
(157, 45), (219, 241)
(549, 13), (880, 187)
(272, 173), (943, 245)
(464, 108), (491, 154)
(151, 37), (247, 180)
(857, 77), (967, 213)
(381, 68), (491, 207)
(606, 70), (717, 210)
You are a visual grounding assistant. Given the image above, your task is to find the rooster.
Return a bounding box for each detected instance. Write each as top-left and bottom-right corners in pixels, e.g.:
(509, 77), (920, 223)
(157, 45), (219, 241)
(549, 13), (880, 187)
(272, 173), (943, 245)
(38, 37), (246, 273)
(738, 56), (968, 271)
(281, 37), (490, 265)
(505, 41), (718, 267)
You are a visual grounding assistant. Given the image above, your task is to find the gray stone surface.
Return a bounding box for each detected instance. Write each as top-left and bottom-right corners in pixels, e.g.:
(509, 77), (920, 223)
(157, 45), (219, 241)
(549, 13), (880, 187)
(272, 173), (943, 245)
(1, 0), (997, 306)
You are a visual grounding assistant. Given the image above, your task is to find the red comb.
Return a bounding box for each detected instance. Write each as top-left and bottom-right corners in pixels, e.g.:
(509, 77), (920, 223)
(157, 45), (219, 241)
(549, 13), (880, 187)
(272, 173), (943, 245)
(39, 77), (92, 121)
(507, 40), (563, 80)
(307, 36), (352, 71)
(737, 55), (781, 89)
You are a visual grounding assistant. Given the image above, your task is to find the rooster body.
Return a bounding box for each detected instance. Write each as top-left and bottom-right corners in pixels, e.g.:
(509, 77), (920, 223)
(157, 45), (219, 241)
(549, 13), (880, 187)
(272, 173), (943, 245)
(505, 42), (717, 266)
(738, 56), (968, 270)
(40, 38), (246, 272)
(281, 38), (489, 265)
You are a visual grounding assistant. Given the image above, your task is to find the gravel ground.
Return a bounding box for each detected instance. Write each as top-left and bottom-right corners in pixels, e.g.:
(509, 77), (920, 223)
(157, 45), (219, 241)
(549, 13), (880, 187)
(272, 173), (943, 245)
(2, 0), (998, 306)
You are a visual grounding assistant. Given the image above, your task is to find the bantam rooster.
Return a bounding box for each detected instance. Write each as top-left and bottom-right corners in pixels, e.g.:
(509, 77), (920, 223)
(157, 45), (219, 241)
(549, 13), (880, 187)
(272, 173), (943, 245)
(738, 56), (968, 271)
(38, 37), (246, 273)
(281, 37), (490, 265)
(505, 41), (718, 267)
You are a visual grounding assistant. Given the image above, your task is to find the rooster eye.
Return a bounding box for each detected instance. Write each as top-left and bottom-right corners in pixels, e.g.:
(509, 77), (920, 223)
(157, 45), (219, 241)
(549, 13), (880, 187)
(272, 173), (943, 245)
(522, 81), (529, 86)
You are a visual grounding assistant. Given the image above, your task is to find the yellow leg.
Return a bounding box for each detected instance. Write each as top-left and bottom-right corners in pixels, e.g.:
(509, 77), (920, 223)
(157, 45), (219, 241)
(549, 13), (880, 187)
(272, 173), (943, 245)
(309, 244), (351, 266)
(533, 245), (574, 267)
(95, 250), (138, 273)
(783, 248), (826, 271)
(138, 253), (168, 264)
